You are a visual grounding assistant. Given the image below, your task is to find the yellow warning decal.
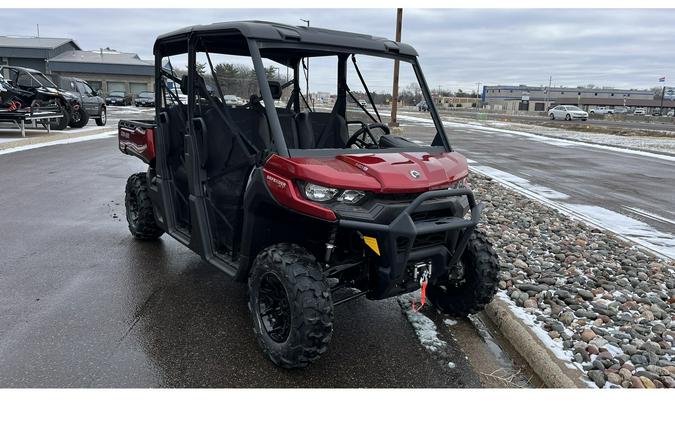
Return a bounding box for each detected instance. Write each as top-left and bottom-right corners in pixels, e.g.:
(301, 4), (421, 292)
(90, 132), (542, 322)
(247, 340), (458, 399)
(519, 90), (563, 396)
(363, 236), (380, 256)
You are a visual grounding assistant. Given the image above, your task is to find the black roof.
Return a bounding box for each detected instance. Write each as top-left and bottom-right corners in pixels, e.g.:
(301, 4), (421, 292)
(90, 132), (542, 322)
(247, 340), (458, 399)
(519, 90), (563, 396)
(154, 20), (417, 60)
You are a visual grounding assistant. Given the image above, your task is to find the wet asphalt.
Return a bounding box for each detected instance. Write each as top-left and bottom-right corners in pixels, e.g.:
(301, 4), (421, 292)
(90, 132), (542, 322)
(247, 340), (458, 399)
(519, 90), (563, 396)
(0, 137), (481, 388)
(443, 123), (675, 237)
(3, 108), (673, 387)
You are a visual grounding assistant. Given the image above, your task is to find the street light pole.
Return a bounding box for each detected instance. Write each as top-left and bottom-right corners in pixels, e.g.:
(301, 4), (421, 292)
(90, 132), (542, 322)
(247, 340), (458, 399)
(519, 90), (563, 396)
(300, 19), (311, 107)
(389, 8), (403, 127)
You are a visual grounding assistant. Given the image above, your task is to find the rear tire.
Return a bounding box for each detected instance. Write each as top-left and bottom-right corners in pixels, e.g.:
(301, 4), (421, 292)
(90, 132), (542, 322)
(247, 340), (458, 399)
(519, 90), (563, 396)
(125, 172), (164, 240)
(95, 107), (107, 126)
(248, 243), (334, 369)
(50, 106), (70, 130)
(427, 230), (499, 317)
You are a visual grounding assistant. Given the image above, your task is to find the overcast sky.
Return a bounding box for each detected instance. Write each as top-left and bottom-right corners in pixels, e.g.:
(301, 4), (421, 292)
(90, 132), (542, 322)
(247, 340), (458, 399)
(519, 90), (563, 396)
(3, 8), (675, 93)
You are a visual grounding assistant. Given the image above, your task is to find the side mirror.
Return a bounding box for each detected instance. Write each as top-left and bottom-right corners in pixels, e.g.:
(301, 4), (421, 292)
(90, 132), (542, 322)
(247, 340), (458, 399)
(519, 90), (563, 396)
(268, 81), (282, 100)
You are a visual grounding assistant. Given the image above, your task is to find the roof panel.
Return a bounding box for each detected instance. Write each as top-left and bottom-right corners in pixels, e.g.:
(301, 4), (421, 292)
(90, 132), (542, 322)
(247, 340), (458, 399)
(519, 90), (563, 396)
(154, 20), (417, 57)
(0, 36), (80, 50)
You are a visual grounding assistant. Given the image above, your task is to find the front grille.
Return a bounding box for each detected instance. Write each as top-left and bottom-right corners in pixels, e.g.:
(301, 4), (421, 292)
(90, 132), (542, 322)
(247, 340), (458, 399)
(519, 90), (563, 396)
(396, 232), (447, 252)
(411, 208), (454, 222)
(412, 232), (447, 250)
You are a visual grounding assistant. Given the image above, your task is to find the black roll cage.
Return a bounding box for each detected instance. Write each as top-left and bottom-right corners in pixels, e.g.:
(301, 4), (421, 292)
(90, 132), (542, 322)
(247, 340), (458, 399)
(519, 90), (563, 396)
(153, 29), (452, 160)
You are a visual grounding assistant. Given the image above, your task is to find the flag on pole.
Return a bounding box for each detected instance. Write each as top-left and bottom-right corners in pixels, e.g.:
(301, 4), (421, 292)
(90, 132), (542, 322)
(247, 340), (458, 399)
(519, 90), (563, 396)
(659, 76), (666, 82)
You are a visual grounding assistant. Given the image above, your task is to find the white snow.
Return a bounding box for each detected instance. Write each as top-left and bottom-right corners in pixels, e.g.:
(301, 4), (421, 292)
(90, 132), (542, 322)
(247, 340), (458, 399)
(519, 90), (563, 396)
(0, 130), (117, 156)
(397, 293), (447, 353)
(495, 292), (598, 388)
(471, 164), (675, 260)
(443, 319), (458, 326)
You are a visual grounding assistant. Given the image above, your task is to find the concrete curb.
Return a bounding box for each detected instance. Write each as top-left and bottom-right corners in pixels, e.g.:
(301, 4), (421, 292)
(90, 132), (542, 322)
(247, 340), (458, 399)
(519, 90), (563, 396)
(484, 297), (589, 388)
(0, 126), (114, 152)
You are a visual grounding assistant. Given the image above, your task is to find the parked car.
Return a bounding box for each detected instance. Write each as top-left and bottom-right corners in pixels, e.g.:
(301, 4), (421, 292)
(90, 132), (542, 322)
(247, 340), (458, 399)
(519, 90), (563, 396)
(613, 106), (629, 114)
(548, 105), (588, 121)
(106, 91), (133, 106)
(52, 75), (107, 127)
(358, 99), (368, 107)
(0, 65), (77, 130)
(589, 106), (613, 115)
(222, 94), (241, 106)
(134, 91), (155, 107)
(667, 109), (674, 117)
(633, 107), (646, 115)
(417, 100), (429, 112)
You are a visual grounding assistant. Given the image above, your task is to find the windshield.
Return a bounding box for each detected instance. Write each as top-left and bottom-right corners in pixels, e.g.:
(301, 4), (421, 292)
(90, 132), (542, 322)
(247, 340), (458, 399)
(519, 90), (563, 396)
(31, 72), (57, 88)
(138, 92), (153, 98)
(257, 50), (447, 155)
(109, 91), (125, 97)
(566, 106), (582, 111)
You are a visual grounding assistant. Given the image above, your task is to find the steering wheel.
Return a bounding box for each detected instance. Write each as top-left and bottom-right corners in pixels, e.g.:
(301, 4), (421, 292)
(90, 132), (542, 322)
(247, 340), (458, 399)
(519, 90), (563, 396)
(346, 122), (391, 149)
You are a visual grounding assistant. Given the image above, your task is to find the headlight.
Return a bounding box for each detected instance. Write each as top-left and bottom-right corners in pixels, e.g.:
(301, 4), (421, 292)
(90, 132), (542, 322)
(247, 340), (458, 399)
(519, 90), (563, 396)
(337, 190), (366, 204)
(304, 183), (338, 202)
(302, 183), (366, 204)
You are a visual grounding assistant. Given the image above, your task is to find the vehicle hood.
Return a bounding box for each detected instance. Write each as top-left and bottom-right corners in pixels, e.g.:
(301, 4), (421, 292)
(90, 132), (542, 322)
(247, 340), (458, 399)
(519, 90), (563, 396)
(266, 151), (469, 193)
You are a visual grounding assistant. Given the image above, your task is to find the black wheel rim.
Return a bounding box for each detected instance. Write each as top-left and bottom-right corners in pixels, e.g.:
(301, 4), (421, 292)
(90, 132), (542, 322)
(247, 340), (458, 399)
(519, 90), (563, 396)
(257, 272), (291, 343)
(72, 110), (81, 122)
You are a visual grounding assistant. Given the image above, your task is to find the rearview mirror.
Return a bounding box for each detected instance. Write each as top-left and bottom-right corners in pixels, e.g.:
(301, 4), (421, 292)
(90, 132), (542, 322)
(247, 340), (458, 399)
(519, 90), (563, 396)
(180, 75), (188, 95)
(268, 81), (282, 100)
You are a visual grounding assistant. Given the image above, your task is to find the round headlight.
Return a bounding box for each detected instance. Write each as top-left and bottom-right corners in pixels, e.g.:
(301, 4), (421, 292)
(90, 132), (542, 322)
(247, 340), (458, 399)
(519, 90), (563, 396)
(304, 183), (338, 202)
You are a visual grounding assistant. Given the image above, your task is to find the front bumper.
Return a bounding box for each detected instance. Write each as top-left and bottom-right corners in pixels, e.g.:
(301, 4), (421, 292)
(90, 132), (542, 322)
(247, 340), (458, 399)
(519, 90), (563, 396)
(338, 188), (483, 299)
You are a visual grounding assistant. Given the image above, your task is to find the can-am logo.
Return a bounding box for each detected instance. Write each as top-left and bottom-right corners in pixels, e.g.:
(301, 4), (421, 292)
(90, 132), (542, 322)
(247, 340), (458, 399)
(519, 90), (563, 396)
(410, 169), (421, 179)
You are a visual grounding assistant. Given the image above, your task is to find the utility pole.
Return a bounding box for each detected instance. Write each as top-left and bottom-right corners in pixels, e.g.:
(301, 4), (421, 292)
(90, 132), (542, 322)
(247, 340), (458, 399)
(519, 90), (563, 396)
(660, 78), (666, 114)
(300, 19), (310, 107)
(547, 75), (552, 109)
(476, 82), (481, 109)
(389, 8), (403, 127)
(36, 24), (40, 37)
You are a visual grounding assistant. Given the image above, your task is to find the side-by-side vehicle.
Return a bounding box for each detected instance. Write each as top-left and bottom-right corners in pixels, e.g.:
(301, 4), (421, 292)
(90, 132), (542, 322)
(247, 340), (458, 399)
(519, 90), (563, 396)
(118, 21), (499, 368)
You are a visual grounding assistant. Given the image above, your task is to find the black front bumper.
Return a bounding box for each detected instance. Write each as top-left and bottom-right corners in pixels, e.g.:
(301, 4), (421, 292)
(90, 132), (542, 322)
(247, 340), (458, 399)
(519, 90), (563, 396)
(338, 188), (483, 299)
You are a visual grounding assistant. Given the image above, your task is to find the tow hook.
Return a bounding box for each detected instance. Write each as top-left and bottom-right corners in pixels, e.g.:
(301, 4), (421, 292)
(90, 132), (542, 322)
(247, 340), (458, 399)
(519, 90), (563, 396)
(412, 262), (432, 312)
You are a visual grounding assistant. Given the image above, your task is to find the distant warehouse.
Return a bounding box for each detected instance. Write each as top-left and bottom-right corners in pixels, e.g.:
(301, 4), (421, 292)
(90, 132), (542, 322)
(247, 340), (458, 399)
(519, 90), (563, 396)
(482, 84), (674, 113)
(0, 36), (152, 95)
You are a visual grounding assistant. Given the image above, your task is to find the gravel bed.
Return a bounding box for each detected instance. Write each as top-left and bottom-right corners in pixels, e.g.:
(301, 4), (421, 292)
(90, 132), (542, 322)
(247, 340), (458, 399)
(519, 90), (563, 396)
(472, 171), (675, 388)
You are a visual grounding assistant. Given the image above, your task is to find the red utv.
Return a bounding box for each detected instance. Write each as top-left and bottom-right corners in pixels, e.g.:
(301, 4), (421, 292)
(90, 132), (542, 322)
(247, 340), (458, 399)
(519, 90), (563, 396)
(118, 21), (499, 368)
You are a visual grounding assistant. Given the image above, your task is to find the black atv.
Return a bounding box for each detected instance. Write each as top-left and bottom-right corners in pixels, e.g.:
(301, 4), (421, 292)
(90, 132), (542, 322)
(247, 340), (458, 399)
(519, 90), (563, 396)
(0, 65), (79, 130)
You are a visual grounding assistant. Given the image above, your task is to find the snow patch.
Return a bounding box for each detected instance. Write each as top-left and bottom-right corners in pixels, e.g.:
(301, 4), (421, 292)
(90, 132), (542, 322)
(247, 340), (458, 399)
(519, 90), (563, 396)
(397, 293), (447, 353)
(0, 131), (116, 156)
(470, 164), (675, 260)
(443, 319), (458, 326)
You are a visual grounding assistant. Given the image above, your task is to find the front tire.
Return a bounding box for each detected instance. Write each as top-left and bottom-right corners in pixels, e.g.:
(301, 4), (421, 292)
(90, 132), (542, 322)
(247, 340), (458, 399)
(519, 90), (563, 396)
(95, 107), (107, 126)
(549, 113), (555, 120)
(69, 107), (89, 128)
(427, 230), (499, 317)
(248, 243), (334, 369)
(565, 113), (571, 121)
(125, 172), (164, 240)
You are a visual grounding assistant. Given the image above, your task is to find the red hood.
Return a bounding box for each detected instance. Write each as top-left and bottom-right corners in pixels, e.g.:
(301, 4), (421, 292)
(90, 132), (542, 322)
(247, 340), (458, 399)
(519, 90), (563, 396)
(265, 151), (468, 193)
